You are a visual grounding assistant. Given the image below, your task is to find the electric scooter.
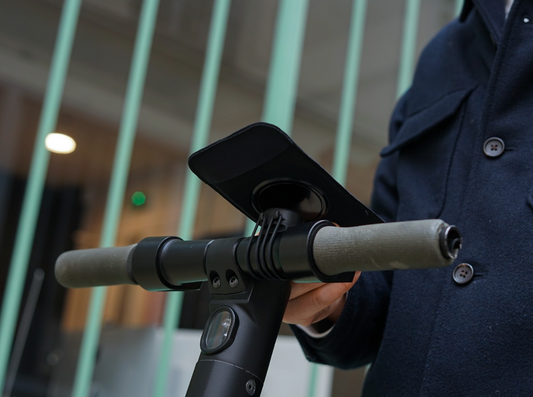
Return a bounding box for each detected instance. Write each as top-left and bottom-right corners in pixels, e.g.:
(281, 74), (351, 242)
(55, 123), (461, 397)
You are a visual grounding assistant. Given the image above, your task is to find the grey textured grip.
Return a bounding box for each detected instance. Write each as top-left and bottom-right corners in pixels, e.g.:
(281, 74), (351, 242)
(313, 220), (458, 275)
(55, 245), (137, 288)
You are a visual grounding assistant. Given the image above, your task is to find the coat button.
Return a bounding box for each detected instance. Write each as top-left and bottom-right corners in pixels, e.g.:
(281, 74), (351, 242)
(483, 137), (505, 157)
(453, 263), (474, 284)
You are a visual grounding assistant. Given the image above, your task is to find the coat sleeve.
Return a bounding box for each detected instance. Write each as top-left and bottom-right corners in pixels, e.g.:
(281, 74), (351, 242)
(290, 92), (411, 369)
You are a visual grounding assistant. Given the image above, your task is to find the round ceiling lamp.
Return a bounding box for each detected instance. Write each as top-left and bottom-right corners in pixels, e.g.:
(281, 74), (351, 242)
(45, 133), (76, 154)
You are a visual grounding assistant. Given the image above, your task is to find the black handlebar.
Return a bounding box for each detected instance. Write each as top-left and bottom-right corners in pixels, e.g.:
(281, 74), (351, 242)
(56, 219), (460, 290)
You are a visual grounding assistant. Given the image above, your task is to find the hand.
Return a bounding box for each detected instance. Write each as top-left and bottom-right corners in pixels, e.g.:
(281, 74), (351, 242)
(283, 272), (360, 327)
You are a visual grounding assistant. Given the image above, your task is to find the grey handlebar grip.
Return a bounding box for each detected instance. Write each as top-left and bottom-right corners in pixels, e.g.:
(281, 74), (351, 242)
(312, 220), (461, 275)
(55, 244), (137, 288)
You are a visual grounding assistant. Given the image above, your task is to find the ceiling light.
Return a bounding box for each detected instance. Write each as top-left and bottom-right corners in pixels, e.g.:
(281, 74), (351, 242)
(45, 133), (76, 154)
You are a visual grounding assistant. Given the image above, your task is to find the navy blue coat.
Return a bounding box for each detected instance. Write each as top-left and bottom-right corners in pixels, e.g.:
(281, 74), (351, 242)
(293, 0), (533, 395)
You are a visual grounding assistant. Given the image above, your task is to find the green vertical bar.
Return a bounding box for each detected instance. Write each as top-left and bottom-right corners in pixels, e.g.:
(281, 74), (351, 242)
(396, 0), (420, 97)
(246, 0), (309, 236)
(455, 0), (463, 16)
(262, 0), (309, 134)
(0, 0), (82, 392)
(151, 1), (231, 396)
(332, 0), (368, 187)
(306, 363), (320, 397)
(312, 2), (368, 396)
(71, 1), (160, 396)
(259, 1), (318, 395)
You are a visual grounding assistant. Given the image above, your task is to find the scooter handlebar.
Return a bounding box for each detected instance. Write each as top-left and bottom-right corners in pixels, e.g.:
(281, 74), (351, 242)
(312, 219), (461, 275)
(55, 244), (137, 289)
(55, 220), (461, 289)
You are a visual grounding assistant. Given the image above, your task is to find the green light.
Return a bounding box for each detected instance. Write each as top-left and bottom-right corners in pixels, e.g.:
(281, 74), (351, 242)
(131, 191), (146, 206)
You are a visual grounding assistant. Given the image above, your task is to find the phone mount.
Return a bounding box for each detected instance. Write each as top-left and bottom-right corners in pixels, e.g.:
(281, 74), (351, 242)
(181, 123), (381, 396)
(188, 122), (382, 227)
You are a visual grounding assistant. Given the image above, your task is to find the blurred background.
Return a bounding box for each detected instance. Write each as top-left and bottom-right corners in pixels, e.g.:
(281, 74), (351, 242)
(0, 0), (460, 396)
